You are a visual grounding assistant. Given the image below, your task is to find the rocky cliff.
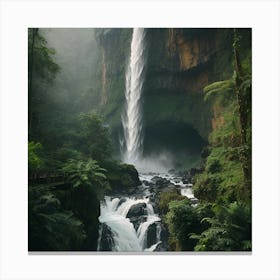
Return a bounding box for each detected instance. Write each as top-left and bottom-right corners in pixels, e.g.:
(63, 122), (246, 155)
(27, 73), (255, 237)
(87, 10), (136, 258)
(96, 28), (234, 167)
(143, 28), (233, 142)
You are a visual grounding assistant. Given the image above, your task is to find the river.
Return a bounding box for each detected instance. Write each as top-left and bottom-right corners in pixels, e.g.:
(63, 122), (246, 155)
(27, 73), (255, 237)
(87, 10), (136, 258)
(97, 171), (198, 252)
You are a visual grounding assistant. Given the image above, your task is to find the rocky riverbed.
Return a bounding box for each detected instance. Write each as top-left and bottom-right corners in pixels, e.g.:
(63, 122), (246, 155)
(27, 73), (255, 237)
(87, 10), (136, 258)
(97, 170), (199, 252)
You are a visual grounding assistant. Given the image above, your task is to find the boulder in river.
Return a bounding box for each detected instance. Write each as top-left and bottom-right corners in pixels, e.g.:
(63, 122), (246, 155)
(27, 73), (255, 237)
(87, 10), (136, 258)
(146, 223), (157, 248)
(117, 198), (127, 209)
(161, 185), (177, 193)
(99, 224), (115, 251)
(126, 202), (147, 218)
(129, 215), (147, 231)
(151, 176), (170, 188)
(105, 162), (141, 195)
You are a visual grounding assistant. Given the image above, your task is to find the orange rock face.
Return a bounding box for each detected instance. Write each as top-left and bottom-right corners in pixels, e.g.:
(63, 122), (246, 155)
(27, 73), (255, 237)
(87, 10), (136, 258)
(211, 104), (225, 130)
(177, 36), (200, 70)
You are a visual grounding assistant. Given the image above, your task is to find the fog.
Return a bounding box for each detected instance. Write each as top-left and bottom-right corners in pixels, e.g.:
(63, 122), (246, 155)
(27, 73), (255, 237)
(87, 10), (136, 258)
(125, 151), (175, 173)
(41, 28), (102, 108)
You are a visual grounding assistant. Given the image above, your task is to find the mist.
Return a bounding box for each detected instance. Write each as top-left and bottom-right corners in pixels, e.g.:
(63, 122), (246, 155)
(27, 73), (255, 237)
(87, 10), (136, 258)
(41, 28), (102, 111)
(131, 151), (175, 173)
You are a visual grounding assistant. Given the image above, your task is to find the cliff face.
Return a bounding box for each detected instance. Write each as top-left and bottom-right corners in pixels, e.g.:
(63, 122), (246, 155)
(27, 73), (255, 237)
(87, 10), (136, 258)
(94, 29), (132, 155)
(143, 28), (233, 141)
(96, 28), (234, 166)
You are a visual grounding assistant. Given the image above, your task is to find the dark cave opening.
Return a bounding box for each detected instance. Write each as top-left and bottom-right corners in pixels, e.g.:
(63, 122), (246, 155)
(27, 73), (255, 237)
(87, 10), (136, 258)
(143, 120), (207, 169)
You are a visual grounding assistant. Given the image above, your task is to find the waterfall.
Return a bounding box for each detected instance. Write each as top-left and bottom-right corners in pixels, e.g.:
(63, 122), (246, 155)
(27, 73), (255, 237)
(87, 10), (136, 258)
(98, 196), (161, 252)
(121, 28), (146, 164)
(120, 28), (173, 174)
(99, 29), (164, 252)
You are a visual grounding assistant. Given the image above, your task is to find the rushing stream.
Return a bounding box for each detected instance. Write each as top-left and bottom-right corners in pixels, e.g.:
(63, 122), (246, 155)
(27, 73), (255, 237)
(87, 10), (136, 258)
(97, 172), (197, 252)
(98, 196), (161, 251)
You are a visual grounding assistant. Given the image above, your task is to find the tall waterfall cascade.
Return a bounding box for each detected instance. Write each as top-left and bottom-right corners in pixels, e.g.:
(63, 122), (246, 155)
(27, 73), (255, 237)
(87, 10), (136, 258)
(120, 28), (173, 173)
(97, 28), (198, 252)
(121, 28), (146, 164)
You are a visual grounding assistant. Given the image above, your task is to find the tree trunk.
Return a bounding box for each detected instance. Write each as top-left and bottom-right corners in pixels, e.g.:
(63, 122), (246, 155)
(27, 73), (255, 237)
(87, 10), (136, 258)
(233, 28), (250, 190)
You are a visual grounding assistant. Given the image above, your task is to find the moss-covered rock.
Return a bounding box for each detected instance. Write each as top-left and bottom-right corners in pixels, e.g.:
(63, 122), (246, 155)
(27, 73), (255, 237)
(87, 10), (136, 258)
(103, 161), (141, 194)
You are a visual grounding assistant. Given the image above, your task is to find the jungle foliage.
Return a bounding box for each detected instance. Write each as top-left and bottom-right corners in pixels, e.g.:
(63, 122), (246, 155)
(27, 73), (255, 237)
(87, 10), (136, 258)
(28, 28), (139, 251)
(28, 28), (252, 252)
(163, 28), (252, 251)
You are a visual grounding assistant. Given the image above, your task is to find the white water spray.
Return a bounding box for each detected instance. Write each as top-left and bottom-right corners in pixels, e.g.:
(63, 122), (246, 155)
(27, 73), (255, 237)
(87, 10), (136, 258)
(122, 28), (146, 164)
(97, 174), (198, 251)
(98, 196), (161, 252)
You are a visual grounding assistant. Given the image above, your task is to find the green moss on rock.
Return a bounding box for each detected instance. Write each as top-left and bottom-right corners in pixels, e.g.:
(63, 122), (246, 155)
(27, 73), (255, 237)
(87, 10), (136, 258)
(103, 161), (141, 193)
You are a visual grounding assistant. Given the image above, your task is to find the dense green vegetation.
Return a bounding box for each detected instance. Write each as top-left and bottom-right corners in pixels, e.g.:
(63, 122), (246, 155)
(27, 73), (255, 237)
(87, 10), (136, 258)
(161, 29), (251, 251)
(28, 28), (251, 252)
(28, 28), (139, 251)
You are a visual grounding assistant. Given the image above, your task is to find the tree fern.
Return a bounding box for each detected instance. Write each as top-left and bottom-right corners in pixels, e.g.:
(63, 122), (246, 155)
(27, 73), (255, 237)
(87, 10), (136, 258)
(203, 79), (235, 102)
(62, 159), (110, 198)
(190, 202), (251, 251)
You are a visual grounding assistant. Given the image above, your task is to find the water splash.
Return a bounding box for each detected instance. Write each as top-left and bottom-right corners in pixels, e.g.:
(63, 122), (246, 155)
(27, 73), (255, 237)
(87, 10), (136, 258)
(121, 28), (146, 164)
(98, 196), (161, 252)
(97, 174), (198, 251)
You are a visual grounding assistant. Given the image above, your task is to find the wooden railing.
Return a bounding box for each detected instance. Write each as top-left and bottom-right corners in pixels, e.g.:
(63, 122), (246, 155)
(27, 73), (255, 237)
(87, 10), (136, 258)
(28, 171), (65, 184)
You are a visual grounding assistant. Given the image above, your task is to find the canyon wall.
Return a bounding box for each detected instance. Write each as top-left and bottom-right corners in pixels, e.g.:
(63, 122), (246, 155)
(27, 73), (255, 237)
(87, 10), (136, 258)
(96, 28), (234, 165)
(143, 28), (233, 141)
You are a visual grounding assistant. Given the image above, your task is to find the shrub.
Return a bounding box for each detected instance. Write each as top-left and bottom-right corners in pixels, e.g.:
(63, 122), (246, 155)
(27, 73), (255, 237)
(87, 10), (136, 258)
(28, 141), (45, 172)
(206, 158), (222, 173)
(29, 191), (86, 251)
(62, 159), (110, 198)
(158, 191), (184, 215)
(166, 199), (202, 250)
(193, 173), (220, 202)
(78, 112), (112, 163)
(190, 202), (251, 251)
